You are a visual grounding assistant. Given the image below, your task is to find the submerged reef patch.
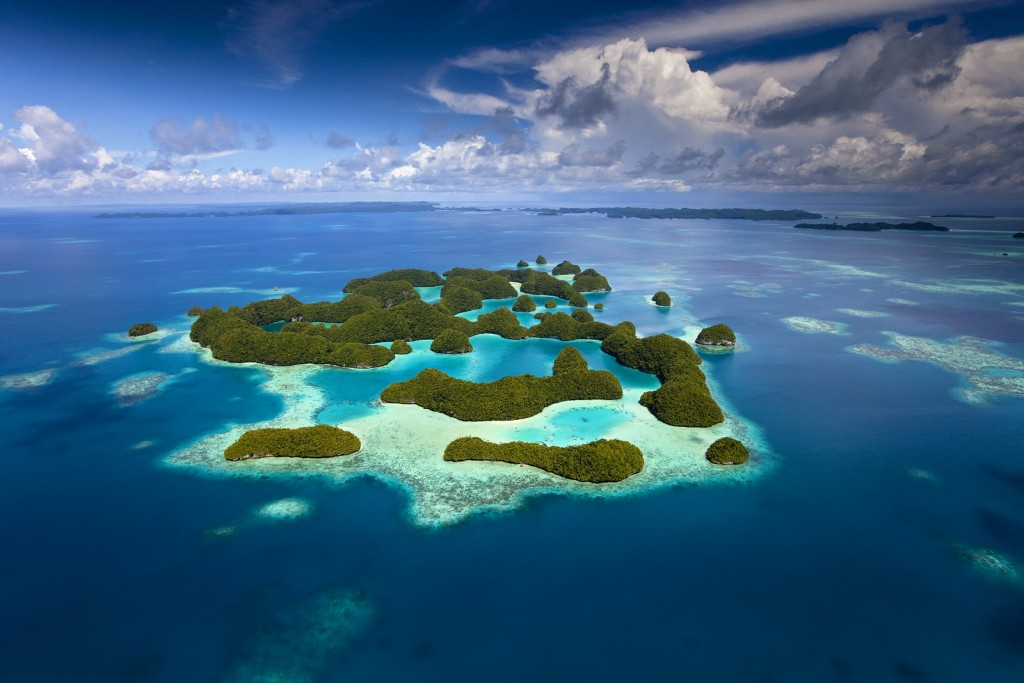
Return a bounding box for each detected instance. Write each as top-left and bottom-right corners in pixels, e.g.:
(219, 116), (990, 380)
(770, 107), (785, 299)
(0, 368), (58, 391)
(837, 308), (889, 318)
(953, 544), (1024, 587)
(892, 278), (1024, 297)
(849, 333), (1024, 404)
(111, 372), (173, 406)
(782, 317), (848, 335)
(220, 588), (374, 683)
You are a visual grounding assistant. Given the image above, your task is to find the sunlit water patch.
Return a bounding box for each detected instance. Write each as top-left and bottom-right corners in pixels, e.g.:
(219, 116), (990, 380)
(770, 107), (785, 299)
(849, 333), (1024, 403)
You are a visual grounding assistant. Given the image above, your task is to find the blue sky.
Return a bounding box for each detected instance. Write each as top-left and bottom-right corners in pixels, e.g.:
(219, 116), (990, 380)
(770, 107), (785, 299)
(2, 0), (1023, 205)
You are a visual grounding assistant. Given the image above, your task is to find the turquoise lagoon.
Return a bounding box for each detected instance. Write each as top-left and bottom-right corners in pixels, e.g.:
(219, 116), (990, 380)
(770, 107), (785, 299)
(1, 207), (1023, 681)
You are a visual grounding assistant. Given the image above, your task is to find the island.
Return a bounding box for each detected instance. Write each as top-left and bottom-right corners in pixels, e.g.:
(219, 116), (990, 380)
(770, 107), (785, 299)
(931, 214), (995, 218)
(793, 221), (949, 232)
(530, 207), (822, 221)
(517, 259), (529, 267)
(98, 201), (437, 219)
(705, 437), (749, 465)
(224, 424), (361, 461)
(552, 260), (582, 275)
(430, 329), (473, 354)
(128, 322), (158, 337)
(184, 259), (750, 495)
(1014, 232), (1024, 239)
(695, 323), (736, 347)
(536, 255), (547, 264)
(381, 347), (622, 421)
(187, 306), (203, 317)
(444, 437), (644, 483)
(652, 291), (671, 307)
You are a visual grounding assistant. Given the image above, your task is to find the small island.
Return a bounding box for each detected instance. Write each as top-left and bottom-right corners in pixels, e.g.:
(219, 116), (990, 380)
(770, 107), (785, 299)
(1014, 232), (1024, 239)
(695, 323), (736, 347)
(128, 322), (158, 337)
(536, 255), (547, 264)
(381, 347), (622, 421)
(652, 291), (671, 307)
(793, 221), (949, 232)
(444, 437), (644, 483)
(187, 306), (203, 317)
(705, 437), (749, 465)
(430, 329), (473, 354)
(390, 339), (412, 354)
(516, 259), (529, 267)
(552, 260), (582, 276)
(224, 424), (361, 461)
(512, 294), (536, 312)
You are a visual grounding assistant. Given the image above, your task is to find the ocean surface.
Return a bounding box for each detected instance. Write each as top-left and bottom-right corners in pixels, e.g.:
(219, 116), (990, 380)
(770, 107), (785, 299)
(1, 207), (1022, 682)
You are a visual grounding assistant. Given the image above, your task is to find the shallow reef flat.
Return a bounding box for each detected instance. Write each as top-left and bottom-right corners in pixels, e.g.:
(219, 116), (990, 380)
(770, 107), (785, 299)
(781, 316), (848, 335)
(837, 308), (889, 318)
(849, 333), (1024, 404)
(892, 278), (1024, 297)
(166, 345), (768, 527)
(952, 543), (1024, 587)
(111, 371), (174, 405)
(0, 368), (58, 391)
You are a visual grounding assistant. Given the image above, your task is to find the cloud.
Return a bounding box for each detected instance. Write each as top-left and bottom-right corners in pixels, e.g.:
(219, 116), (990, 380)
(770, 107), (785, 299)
(0, 136), (29, 174)
(150, 115), (245, 156)
(636, 147), (726, 175)
(251, 124), (274, 150)
(535, 62), (617, 130)
(757, 18), (967, 127)
(223, 0), (369, 88)
(602, 0), (987, 50)
(13, 105), (98, 174)
(326, 132), (355, 149)
(558, 140), (625, 167)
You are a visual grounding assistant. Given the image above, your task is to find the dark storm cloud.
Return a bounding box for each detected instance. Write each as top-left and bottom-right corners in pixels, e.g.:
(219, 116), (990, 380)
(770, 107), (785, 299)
(636, 147), (726, 175)
(535, 62), (616, 129)
(558, 140), (625, 167)
(758, 18), (967, 127)
(326, 132), (355, 149)
(150, 114), (244, 155)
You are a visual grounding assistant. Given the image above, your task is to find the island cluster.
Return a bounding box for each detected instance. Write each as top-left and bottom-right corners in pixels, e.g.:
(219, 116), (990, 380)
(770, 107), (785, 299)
(185, 259), (749, 483)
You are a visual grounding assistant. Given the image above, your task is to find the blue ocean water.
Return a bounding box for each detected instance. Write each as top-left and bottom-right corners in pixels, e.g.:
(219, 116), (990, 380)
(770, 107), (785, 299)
(1, 208), (1023, 682)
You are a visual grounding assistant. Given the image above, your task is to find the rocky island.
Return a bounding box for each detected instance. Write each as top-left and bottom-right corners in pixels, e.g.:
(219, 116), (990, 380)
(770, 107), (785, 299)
(183, 259), (750, 492)
(128, 322), (158, 337)
(695, 324), (736, 347)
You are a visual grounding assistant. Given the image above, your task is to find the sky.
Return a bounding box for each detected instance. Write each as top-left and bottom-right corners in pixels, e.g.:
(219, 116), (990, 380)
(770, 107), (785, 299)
(1, 0), (1023, 206)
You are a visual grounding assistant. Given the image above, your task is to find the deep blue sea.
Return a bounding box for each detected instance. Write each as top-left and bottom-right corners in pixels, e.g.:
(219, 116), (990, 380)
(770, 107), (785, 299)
(1, 207), (1023, 682)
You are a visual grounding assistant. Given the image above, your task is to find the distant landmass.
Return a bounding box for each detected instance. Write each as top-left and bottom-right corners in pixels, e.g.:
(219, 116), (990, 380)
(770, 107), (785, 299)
(530, 207), (823, 221)
(930, 214), (995, 218)
(97, 202), (437, 219)
(794, 221), (949, 232)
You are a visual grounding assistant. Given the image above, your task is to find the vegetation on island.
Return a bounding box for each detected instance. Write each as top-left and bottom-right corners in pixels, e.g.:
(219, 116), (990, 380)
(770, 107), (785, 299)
(391, 339), (412, 354)
(544, 300), (558, 309)
(652, 291), (672, 307)
(380, 347), (622, 421)
(572, 268), (612, 292)
(128, 322), (158, 337)
(224, 424), (361, 461)
(531, 207), (822, 221)
(512, 294), (537, 312)
(705, 437), (749, 465)
(187, 306), (203, 317)
(793, 221), (949, 232)
(440, 286), (484, 314)
(474, 307), (530, 339)
(552, 260), (582, 275)
(444, 437), (643, 483)
(517, 259), (529, 267)
(594, 303), (604, 311)
(695, 323), (736, 347)
(536, 255), (547, 264)
(431, 328), (473, 354)
(602, 322), (723, 427)
(530, 311), (612, 341)
(569, 291), (589, 308)
(190, 306), (395, 368)
(521, 270), (576, 299)
(342, 268), (444, 292)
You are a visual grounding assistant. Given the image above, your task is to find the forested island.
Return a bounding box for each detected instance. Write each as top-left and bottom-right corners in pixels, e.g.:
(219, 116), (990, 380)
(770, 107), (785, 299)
(189, 259), (746, 483)
(224, 425), (361, 461)
(531, 207), (822, 221)
(97, 202), (436, 219)
(793, 221), (949, 232)
(444, 437), (644, 483)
